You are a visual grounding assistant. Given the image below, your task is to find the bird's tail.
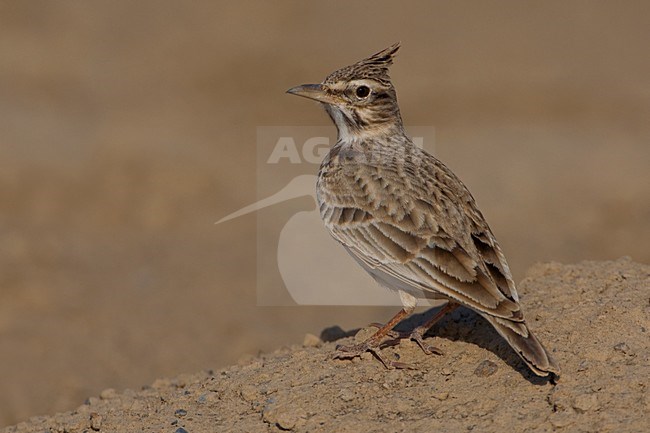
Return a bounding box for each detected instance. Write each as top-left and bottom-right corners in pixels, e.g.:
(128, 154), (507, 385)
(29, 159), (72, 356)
(483, 314), (560, 378)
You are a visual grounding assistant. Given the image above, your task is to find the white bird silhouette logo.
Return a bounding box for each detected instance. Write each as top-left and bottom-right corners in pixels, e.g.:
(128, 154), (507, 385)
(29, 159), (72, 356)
(217, 174), (405, 305)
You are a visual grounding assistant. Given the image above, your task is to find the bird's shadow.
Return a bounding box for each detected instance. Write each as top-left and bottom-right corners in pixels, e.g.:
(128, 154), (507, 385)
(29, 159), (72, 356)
(321, 306), (551, 385)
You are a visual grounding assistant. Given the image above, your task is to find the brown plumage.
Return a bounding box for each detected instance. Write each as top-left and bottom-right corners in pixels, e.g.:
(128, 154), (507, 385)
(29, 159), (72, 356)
(287, 43), (560, 378)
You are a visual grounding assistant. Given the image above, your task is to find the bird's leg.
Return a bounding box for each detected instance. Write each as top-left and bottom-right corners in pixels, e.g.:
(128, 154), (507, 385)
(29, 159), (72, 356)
(409, 302), (459, 355)
(334, 306), (415, 369)
(366, 322), (402, 339)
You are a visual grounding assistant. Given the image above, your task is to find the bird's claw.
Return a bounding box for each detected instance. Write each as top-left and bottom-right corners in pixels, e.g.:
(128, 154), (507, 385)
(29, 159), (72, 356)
(409, 329), (444, 356)
(333, 341), (417, 370)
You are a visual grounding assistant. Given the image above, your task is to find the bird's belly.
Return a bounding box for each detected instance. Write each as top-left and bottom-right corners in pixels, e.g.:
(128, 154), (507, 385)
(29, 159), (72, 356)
(343, 244), (449, 303)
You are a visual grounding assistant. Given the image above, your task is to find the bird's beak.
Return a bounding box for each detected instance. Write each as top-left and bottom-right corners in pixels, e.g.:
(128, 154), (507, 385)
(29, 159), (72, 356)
(286, 84), (338, 104)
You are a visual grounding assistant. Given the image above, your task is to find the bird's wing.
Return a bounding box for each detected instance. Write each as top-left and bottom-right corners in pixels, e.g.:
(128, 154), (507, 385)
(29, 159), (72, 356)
(319, 151), (522, 322)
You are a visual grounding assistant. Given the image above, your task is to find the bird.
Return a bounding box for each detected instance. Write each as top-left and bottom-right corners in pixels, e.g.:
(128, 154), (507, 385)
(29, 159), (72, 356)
(286, 43), (560, 378)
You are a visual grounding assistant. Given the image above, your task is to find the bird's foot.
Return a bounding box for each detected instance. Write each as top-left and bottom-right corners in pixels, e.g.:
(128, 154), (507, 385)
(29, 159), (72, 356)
(334, 339), (415, 370)
(334, 307), (418, 369)
(366, 321), (443, 356)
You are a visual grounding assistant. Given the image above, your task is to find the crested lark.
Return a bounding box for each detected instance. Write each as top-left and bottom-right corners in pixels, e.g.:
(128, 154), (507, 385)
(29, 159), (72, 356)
(287, 43), (560, 378)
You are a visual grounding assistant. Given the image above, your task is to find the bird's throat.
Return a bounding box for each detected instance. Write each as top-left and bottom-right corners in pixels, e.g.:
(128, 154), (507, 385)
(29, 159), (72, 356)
(324, 104), (405, 144)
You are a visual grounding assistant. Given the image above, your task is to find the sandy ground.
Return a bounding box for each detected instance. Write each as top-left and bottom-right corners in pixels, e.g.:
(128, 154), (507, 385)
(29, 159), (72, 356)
(2, 258), (648, 433)
(1, 1), (649, 427)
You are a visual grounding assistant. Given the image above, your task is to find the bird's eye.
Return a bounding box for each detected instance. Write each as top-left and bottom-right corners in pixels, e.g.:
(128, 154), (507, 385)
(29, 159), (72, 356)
(355, 85), (371, 98)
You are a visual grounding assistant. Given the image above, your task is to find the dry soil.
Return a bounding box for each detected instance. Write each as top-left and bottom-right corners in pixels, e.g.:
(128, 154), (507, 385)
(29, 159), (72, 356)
(3, 258), (648, 433)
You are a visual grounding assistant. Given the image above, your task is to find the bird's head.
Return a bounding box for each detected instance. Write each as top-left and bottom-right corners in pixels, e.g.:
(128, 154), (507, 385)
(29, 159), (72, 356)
(287, 43), (404, 141)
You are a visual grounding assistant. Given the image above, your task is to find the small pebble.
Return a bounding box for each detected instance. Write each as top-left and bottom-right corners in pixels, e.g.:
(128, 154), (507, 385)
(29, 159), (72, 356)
(99, 389), (118, 400)
(474, 360), (498, 377)
(303, 333), (322, 347)
(240, 385), (259, 402)
(573, 393), (599, 413)
(433, 392), (449, 401)
(338, 388), (355, 402)
(276, 412), (298, 430)
(263, 406), (303, 431)
(89, 413), (102, 431)
(440, 367), (453, 376)
(614, 342), (633, 355)
(175, 428), (189, 433)
(549, 411), (574, 428)
(174, 409), (187, 418)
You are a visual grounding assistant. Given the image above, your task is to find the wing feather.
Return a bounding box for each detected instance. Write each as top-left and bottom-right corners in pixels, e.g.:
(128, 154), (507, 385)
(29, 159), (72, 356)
(318, 141), (522, 321)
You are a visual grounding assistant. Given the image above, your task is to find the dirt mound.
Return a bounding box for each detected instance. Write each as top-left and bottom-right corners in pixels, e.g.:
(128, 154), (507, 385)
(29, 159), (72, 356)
(3, 258), (648, 433)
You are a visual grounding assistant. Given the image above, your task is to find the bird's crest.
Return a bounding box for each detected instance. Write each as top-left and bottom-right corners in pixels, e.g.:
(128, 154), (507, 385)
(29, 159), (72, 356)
(324, 43), (400, 86)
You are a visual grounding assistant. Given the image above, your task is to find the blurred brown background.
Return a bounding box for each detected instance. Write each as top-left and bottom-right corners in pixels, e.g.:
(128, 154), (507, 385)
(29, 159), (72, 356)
(1, 0), (648, 426)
